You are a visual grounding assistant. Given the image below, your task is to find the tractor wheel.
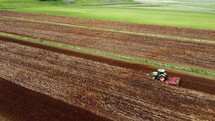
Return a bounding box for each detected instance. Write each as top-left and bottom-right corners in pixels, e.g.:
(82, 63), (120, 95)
(159, 76), (165, 81)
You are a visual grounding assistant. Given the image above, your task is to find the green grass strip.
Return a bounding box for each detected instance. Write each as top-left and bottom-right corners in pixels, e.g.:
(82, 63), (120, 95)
(1, 16), (214, 44)
(0, 32), (215, 79)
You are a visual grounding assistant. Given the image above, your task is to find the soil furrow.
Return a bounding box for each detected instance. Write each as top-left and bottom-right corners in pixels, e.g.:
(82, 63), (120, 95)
(0, 78), (110, 121)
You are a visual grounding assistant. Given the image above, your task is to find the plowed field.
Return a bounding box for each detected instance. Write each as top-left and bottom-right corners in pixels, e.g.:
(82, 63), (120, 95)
(0, 78), (110, 121)
(1, 40), (215, 121)
(0, 10), (215, 40)
(0, 15), (215, 70)
(0, 11), (215, 121)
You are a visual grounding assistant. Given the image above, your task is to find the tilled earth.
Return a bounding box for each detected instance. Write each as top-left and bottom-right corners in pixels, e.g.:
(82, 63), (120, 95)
(0, 78), (110, 121)
(0, 11), (215, 121)
(0, 10), (215, 40)
(0, 40), (215, 121)
(1, 36), (215, 95)
(0, 14), (215, 70)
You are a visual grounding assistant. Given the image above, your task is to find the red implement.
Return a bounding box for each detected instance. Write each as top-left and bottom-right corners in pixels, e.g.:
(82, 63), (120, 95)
(166, 77), (181, 86)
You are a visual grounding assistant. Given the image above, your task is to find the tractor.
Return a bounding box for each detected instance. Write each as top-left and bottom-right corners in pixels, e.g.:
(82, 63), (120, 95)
(150, 69), (181, 86)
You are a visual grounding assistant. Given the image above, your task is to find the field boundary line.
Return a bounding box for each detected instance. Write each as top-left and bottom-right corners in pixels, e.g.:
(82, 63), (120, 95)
(0, 32), (215, 79)
(0, 16), (214, 44)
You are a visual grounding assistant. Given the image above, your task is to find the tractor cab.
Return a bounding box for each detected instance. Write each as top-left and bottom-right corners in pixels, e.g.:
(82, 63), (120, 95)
(150, 69), (167, 81)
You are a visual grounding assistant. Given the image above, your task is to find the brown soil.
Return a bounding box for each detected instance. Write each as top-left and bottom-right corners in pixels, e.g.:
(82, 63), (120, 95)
(1, 36), (215, 95)
(1, 39), (215, 121)
(1, 11), (215, 121)
(0, 17), (215, 70)
(0, 78), (110, 121)
(0, 10), (215, 40)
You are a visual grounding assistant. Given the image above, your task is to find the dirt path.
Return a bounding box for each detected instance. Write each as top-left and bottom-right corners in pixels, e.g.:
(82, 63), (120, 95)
(0, 10), (214, 40)
(0, 18), (215, 70)
(1, 39), (215, 121)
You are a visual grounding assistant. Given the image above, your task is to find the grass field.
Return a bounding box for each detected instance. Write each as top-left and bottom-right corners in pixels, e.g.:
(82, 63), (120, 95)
(0, 0), (215, 30)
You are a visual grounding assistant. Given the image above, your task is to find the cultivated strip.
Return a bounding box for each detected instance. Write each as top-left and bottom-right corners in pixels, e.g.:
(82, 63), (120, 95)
(0, 16), (214, 44)
(1, 41), (215, 120)
(1, 32), (215, 79)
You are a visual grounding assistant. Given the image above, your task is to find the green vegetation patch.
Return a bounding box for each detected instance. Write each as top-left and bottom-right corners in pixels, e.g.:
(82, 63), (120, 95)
(0, 0), (64, 9)
(1, 0), (215, 30)
(0, 32), (215, 79)
(74, 0), (135, 5)
(15, 6), (215, 30)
